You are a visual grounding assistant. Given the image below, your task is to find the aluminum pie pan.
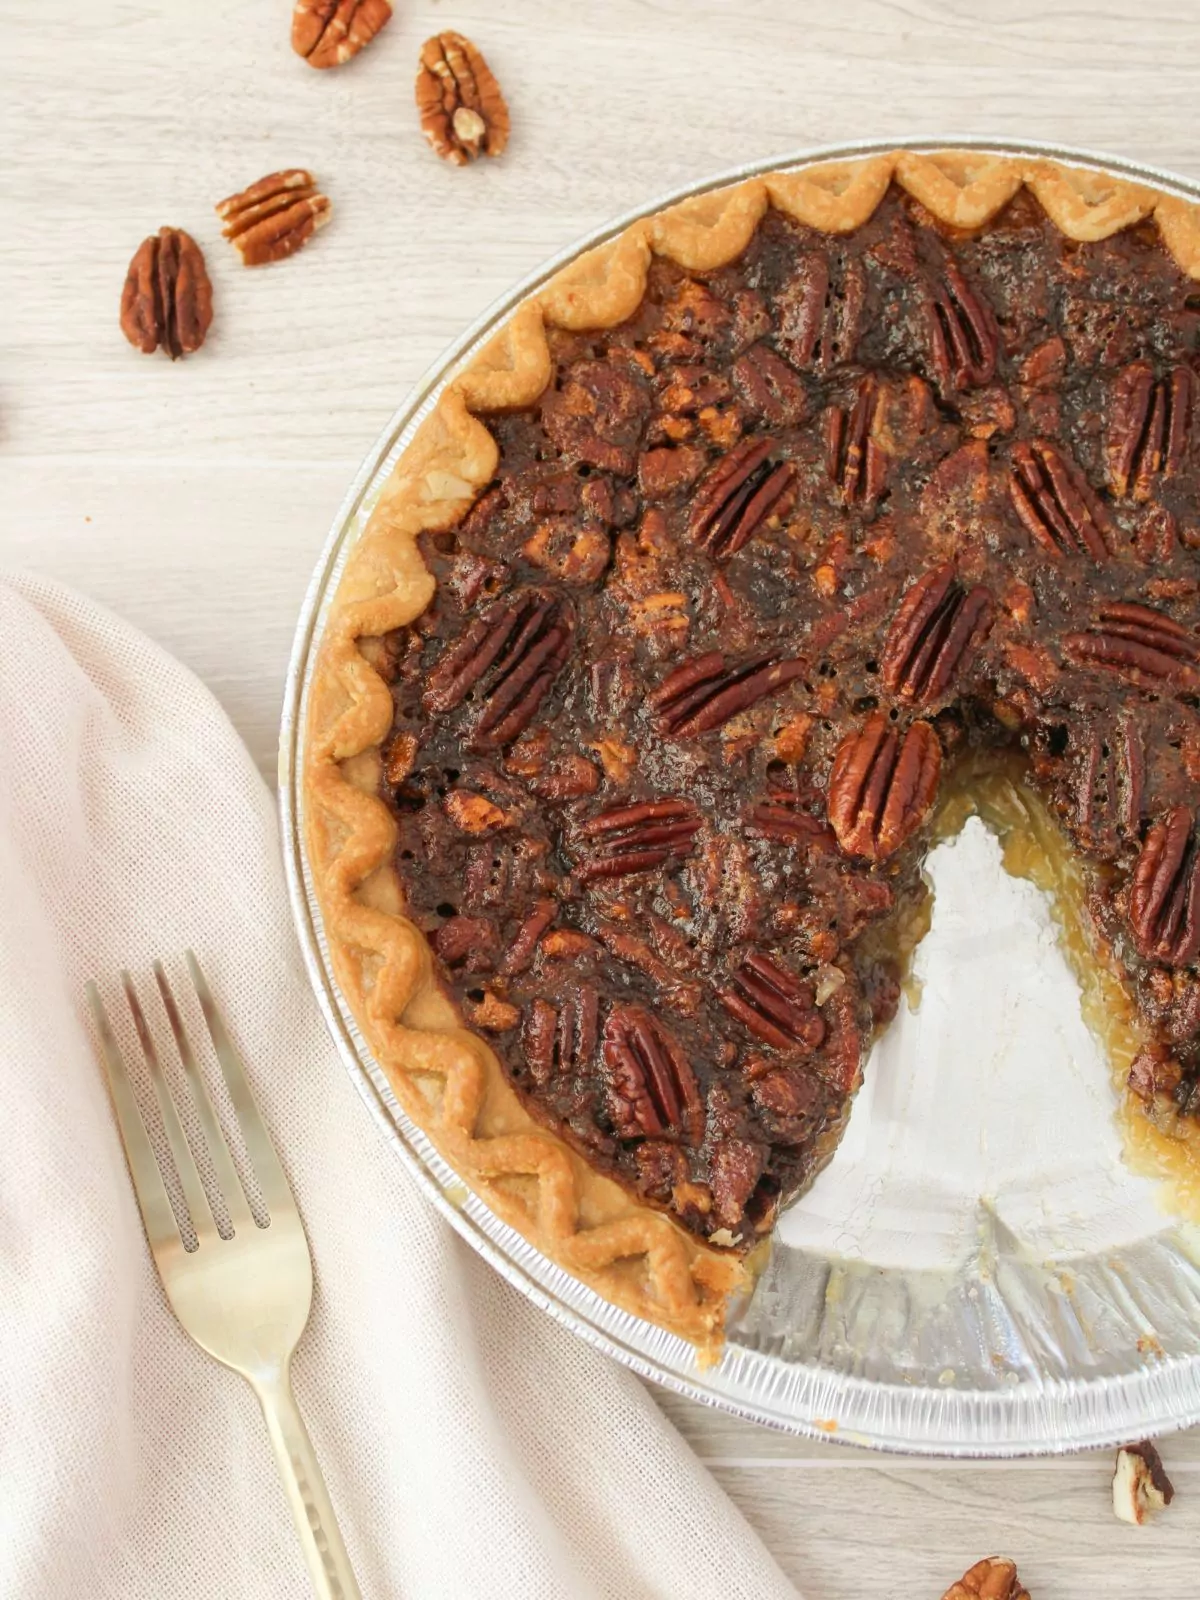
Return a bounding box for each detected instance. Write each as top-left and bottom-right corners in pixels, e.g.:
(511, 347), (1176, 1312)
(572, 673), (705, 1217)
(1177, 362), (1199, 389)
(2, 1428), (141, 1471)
(279, 137), (1200, 1456)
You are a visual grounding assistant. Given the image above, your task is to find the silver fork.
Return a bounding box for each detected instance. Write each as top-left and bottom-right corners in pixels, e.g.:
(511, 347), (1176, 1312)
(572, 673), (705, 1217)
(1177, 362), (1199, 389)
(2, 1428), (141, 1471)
(86, 952), (361, 1600)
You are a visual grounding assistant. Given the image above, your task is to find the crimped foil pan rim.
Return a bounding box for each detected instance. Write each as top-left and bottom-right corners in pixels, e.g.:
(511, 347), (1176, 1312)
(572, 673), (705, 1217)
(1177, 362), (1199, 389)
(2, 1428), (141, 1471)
(279, 137), (1200, 1456)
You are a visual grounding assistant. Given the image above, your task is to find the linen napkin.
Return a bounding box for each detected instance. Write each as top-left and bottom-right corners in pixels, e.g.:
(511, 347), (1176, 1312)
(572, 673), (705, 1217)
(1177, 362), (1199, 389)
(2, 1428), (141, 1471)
(0, 572), (801, 1600)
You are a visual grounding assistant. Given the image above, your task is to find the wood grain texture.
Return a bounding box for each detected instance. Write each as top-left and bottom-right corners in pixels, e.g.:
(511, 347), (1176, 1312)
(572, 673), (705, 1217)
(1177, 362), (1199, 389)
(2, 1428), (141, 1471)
(4, 2), (1200, 1592)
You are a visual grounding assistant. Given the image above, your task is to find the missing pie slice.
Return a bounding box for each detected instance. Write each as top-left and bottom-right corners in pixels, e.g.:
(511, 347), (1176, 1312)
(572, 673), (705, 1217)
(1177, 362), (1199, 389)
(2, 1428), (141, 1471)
(304, 150), (1200, 1357)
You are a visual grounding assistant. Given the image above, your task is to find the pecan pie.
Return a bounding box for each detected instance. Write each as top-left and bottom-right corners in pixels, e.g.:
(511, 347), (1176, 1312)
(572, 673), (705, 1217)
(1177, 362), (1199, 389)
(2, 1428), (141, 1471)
(305, 151), (1200, 1354)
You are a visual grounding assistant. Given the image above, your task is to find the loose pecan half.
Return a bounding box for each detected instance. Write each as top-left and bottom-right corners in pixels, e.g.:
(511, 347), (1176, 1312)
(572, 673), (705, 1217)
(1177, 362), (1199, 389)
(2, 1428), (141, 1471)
(423, 589), (574, 748)
(1108, 361), (1194, 501)
(1129, 807), (1200, 967)
(940, 1558), (1030, 1600)
(825, 375), (887, 509)
(216, 170), (332, 267)
(718, 953), (825, 1053)
(1112, 1439), (1176, 1525)
(648, 650), (808, 738)
(1071, 716), (1145, 856)
(120, 228), (213, 359)
(416, 31), (510, 165)
(603, 1006), (704, 1144)
(924, 261), (999, 393)
(1063, 600), (1200, 689)
(575, 798), (703, 882)
(686, 438), (797, 560)
(880, 563), (993, 703)
(291, 0), (391, 68)
(1009, 440), (1111, 560)
(827, 713), (942, 861)
(522, 988), (600, 1087)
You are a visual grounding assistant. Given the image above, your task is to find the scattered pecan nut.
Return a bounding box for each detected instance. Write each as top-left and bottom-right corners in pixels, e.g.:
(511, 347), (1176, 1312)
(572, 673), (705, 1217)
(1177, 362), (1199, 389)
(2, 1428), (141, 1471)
(940, 1557), (1030, 1600)
(291, 0), (392, 68)
(423, 589), (574, 749)
(880, 563), (993, 703)
(120, 228), (213, 360)
(416, 32), (510, 165)
(1107, 361), (1193, 501)
(827, 712), (942, 861)
(649, 650), (807, 738)
(718, 952), (825, 1053)
(825, 375), (887, 508)
(574, 799), (703, 882)
(1063, 600), (1200, 690)
(602, 1005), (704, 1144)
(1129, 806), (1200, 966)
(216, 170), (332, 267)
(1009, 440), (1111, 560)
(686, 437), (798, 561)
(1112, 1439), (1175, 1524)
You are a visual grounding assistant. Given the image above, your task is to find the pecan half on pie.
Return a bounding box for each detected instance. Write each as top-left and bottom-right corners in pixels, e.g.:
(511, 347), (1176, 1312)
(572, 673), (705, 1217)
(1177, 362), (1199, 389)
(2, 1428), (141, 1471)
(306, 151), (1200, 1353)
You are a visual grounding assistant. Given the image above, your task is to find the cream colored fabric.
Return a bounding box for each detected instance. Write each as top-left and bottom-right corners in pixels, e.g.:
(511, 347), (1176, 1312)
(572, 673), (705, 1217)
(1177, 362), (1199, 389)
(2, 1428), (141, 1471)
(0, 574), (799, 1600)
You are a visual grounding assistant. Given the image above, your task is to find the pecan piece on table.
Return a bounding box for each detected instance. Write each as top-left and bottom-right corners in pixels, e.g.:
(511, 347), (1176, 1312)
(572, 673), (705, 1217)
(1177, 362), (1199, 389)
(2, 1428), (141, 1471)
(423, 590), (574, 749)
(649, 650), (807, 738)
(1009, 440), (1111, 560)
(880, 563), (993, 703)
(827, 712), (942, 861)
(1107, 361), (1193, 501)
(718, 952), (825, 1053)
(1112, 1439), (1175, 1524)
(416, 31), (510, 165)
(1129, 806), (1200, 966)
(923, 261), (999, 394)
(940, 1557), (1030, 1600)
(291, 0), (391, 68)
(216, 170), (332, 266)
(686, 437), (798, 561)
(825, 375), (887, 509)
(602, 1006), (704, 1144)
(1070, 716), (1144, 856)
(521, 988), (600, 1087)
(1063, 600), (1200, 689)
(574, 798), (702, 882)
(120, 228), (213, 359)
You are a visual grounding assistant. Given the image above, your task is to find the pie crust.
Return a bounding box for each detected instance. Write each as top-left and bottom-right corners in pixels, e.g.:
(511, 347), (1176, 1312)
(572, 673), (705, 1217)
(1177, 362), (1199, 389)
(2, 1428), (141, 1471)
(303, 151), (1200, 1358)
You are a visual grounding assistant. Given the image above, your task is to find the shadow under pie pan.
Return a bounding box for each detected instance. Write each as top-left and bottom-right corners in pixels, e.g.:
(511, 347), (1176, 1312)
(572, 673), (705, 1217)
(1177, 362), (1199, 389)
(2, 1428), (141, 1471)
(281, 138), (1200, 1456)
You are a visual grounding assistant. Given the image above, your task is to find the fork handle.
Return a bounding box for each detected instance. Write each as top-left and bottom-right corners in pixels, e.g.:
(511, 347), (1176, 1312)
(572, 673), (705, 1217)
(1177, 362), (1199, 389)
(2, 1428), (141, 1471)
(252, 1364), (362, 1600)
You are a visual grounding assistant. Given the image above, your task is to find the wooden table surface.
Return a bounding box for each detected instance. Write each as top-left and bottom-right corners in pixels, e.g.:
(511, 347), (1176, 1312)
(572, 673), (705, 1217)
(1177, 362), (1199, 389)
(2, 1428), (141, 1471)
(6, 2), (1200, 1594)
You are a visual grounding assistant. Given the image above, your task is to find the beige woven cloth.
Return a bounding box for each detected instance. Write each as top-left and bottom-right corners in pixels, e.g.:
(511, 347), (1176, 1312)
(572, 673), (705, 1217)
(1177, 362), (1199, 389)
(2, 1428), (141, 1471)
(0, 573), (799, 1600)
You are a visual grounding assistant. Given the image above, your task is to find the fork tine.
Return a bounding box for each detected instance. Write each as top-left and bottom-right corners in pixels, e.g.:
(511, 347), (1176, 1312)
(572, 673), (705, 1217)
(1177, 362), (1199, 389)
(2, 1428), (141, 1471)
(86, 981), (183, 1255)
(122, 973), (218, 1248)
(153, 961), (255, 1234)
(184, 951), (295, 1219)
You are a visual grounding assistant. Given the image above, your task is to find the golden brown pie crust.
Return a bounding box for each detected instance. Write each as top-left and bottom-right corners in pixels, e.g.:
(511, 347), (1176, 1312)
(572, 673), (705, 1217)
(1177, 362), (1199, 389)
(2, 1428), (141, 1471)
(303, 151), (1200, 1358)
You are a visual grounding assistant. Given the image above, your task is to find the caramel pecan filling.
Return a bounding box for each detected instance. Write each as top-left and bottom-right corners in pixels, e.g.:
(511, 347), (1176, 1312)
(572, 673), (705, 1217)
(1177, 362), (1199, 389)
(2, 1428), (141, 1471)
(378, 187), (1200, 1245)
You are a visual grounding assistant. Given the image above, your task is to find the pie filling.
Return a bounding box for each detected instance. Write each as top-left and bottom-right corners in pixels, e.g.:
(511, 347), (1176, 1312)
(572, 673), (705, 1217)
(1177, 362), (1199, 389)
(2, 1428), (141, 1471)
(375, 184), (1200, 1250)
